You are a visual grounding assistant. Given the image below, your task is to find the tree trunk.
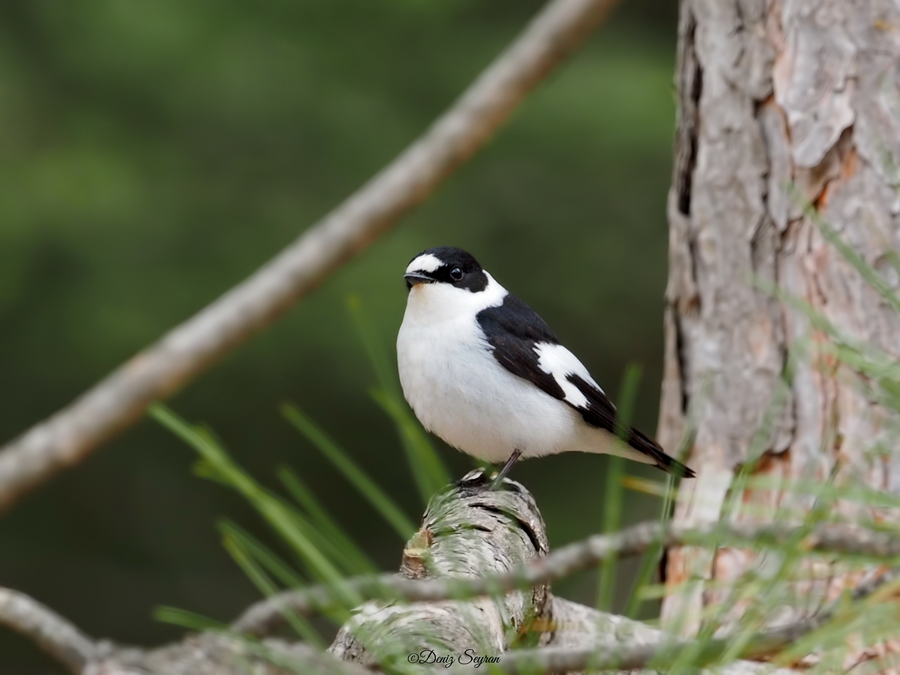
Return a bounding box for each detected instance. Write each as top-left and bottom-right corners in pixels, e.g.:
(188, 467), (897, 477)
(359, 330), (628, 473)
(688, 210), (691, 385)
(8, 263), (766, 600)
(661, 0), (900, 659)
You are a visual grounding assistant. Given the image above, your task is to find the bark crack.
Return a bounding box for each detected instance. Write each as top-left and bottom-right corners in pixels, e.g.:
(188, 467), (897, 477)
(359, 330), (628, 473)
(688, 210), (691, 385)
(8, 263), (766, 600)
(674, 308), (691, 415)
(675, 6), (702, 217)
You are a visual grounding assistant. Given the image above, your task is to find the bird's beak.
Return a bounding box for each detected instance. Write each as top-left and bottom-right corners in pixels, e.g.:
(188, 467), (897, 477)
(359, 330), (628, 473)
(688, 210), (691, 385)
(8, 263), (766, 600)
(404, 272), (434, 286)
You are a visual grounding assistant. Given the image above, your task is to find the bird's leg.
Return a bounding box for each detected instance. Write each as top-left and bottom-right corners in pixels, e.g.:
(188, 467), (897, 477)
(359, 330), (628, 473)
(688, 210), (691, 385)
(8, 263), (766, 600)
(491, 449), (522, 489)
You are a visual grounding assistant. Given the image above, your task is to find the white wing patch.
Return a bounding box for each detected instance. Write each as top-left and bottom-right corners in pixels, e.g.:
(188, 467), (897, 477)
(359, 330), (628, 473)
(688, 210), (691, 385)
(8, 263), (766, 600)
(534, 342), (605, 409)
(406, 253), (443, 275)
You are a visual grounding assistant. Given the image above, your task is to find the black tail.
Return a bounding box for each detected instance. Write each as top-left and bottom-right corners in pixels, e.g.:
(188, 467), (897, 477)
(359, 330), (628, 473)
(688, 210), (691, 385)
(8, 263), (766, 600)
(627, 426), (696, 478)
(565, 374), (696, 478)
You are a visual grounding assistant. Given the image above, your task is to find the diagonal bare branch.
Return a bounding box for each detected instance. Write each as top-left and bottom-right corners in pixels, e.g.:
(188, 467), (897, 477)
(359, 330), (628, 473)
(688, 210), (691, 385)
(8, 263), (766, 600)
(232, 517), (900, 636)
(0, 585), (379, 675)
(0, 0), (622, 514)
(0, 586), (98, 674)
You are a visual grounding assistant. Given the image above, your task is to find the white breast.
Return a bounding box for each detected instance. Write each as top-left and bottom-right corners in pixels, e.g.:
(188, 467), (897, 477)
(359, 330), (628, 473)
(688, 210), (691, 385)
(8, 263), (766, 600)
(396, 276), (599, 464)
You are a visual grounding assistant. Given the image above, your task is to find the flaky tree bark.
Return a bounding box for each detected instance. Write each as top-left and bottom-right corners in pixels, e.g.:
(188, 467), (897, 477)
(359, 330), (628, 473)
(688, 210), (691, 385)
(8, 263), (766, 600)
(661, 0), (900, 664)
(329, 474), (553, 666)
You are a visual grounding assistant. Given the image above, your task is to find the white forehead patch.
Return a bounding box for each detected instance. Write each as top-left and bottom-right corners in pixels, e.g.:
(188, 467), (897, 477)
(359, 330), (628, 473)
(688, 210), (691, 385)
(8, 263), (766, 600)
(406, 253), (443, 275)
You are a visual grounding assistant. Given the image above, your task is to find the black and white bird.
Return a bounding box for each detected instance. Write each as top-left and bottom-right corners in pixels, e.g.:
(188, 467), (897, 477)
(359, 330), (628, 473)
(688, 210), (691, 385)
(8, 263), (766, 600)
(397, 246), (695, 486)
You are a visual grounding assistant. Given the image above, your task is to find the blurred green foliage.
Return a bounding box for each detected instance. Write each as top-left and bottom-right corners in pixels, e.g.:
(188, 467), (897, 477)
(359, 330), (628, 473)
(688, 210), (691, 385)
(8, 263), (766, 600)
(0, 1), (676, 671)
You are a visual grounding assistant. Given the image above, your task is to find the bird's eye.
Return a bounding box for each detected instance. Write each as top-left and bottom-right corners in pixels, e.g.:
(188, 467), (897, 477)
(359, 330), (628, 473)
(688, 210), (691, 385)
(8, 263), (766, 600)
(450, 267), (464, 281)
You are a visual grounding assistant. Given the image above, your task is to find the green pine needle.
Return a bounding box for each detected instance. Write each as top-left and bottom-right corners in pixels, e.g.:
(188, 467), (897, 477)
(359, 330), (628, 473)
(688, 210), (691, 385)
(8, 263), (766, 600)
(281, 403), (417, 540)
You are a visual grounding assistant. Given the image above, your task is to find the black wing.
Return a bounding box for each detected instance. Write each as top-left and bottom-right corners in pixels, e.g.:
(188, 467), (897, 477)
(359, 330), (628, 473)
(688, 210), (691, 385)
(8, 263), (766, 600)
(476, 294), (566, 399)
(476, 294), (695, 478)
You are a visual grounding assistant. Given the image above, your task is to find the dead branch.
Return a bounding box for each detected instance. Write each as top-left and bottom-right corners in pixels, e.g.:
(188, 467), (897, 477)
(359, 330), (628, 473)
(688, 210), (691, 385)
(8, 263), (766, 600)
(0, 0), (621, 515)
(0, 586), (373, 675)
(0, 586), (98, 674)
(328, 474), (797, 674)
(83, 635), (374, 675)
(328, 474), (550, 666)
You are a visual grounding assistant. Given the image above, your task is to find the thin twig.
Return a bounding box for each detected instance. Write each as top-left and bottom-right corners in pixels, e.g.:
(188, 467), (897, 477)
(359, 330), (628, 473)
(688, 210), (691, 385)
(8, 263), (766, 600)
(232, 519), (900, 635)
(0, 0), (621, 514)
(0, 586), (98, 674)
(450, 569), (900, 674)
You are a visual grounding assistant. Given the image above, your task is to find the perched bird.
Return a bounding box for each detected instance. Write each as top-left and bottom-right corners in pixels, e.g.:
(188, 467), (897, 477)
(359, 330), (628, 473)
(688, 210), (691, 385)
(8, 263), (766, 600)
(397, 246), (695, 486)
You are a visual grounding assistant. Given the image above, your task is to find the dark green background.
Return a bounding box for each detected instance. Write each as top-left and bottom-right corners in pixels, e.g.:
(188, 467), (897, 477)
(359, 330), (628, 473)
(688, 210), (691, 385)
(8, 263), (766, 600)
(0, 1), (677, 671)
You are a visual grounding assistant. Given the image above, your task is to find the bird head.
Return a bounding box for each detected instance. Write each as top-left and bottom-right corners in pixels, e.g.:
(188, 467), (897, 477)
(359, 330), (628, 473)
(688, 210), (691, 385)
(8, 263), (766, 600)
(401, 247), (506, 323)
(403, 246), (488, 292)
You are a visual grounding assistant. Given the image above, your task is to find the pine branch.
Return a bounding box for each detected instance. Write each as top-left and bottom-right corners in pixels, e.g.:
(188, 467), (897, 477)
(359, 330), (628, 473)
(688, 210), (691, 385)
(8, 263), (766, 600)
(448, 571), (900, 674)
(233, 517), (900, 635)
(0, 0), (621, 514)
(5, 480), (890, 674)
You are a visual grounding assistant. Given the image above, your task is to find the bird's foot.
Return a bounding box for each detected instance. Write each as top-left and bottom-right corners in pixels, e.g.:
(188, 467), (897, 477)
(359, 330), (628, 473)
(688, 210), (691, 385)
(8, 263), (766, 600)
(489, 449), (522, 488)
(455, 468), (515, 492)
